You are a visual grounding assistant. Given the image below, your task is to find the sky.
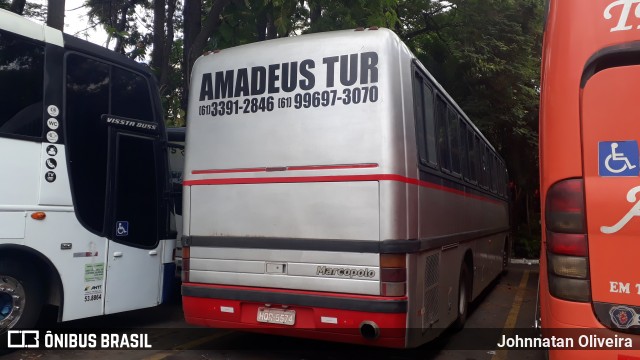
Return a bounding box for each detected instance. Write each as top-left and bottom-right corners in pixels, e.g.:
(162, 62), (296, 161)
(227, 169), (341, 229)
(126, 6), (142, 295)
(64, 0), (107, 44)
(32, 0), (109, 47)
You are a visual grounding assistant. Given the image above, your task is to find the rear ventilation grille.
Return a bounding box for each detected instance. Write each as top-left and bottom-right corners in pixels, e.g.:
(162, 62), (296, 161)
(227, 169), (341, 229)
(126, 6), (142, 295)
(423, 253), (440, 330)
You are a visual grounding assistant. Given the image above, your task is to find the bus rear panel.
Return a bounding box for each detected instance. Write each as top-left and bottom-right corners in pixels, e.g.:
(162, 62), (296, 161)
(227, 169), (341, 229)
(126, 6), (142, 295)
(540, 1), (640, 358)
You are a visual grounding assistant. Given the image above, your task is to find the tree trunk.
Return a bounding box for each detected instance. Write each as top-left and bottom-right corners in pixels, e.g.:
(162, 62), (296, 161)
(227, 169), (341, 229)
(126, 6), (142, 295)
(112, 0), (138, 54)
(161, 0), (177, 89)
(46, 0), (65, 30)
(152, 0), (167, 75)
(309, 2), (321, 27)
(182, 0), (202, 110)
(9, 0), (27, 15)
(182, 0), (231, 112)
(256, 8), (267, 41)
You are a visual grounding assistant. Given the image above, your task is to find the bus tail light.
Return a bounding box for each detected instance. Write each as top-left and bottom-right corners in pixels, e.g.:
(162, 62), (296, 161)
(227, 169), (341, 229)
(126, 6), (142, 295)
(380, 254), (406, 296)
(182, 246), (190, 283)
(545, 178), (590, 302)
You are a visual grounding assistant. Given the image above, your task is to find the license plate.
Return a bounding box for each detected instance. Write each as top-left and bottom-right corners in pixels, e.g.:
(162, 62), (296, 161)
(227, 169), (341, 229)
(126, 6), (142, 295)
(256, 307), (296, 326)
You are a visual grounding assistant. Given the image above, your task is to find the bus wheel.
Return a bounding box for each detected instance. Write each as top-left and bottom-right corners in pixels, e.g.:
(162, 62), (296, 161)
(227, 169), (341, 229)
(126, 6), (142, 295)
(0, 260), (44, 332)
(453, 265), (470, 330)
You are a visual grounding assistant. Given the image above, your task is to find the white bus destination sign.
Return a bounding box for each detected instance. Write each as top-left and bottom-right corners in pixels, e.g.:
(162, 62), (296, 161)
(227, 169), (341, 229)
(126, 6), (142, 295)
(197, 52), (380, 117)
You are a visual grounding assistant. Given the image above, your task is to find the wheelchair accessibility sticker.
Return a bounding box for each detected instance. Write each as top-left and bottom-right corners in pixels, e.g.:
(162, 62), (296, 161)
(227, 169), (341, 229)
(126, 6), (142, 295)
(599, 141), (640, 177)
(116, 221), (129, 237)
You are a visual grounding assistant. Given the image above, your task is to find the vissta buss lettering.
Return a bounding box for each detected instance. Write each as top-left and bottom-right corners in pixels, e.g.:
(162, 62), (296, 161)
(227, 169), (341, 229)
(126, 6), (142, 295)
(106, 117), (156, 130)
(198, 52), (379, 101)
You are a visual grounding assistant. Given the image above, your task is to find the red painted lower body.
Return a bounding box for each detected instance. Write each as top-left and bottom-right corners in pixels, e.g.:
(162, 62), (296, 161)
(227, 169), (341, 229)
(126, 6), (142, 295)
(182, 285), (408, 348)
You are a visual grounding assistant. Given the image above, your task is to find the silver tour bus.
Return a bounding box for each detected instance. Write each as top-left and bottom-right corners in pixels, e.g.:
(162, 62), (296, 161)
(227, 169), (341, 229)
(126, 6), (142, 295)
(182, 27), (509, 348)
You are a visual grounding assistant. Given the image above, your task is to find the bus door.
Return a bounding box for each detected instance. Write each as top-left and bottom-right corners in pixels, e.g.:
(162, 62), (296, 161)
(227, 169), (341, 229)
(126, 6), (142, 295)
(581, 61), (640, 319)
(64, 51), (169, 315)
(103, 116), (165, 314)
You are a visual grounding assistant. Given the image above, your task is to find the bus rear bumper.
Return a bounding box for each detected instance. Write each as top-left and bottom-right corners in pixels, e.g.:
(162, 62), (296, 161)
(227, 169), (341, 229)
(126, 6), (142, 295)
(182, 283), (408, 348)
(544, 298), (640, 360)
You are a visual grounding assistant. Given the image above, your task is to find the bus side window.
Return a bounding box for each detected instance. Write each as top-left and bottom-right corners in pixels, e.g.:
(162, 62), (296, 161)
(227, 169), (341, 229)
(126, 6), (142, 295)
(480, 143), (489, 189)
(413, 72), (438, 168)
(435, 96), (450, 172)
(413, 73), (428, 164)
(459, 117), (468, 178)
(423, 84), (437, 166)
(466, 127), (477, 183)
(112, 67), (155, 122)
(0, 30), (44, 139)
(484, 145), (491, 189)
(66, 54), (111, 234)
(490, 154), (497, 193)
(448, 107), (461, 175)
(474, 135), (482, 186)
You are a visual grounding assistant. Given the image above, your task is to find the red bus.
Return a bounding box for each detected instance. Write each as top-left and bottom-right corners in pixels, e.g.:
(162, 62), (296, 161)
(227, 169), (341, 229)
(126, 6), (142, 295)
(539, 0), (640, 358)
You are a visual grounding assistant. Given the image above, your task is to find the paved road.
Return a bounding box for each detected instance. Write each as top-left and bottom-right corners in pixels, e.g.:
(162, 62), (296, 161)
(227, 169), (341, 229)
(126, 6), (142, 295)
(2, 263), (542, 360)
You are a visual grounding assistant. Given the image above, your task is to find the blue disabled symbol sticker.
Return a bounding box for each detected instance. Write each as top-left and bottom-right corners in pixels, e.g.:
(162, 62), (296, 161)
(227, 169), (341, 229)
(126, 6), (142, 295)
(116, 221), (129, 236)
(599, 141), (640, 177)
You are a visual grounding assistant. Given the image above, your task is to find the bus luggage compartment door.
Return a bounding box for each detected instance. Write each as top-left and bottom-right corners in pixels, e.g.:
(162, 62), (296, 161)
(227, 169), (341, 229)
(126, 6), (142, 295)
(189, 180), (379, 242)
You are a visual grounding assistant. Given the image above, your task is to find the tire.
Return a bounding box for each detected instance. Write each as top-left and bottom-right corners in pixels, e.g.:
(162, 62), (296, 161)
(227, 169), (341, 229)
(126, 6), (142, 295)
(452, 264), (470, 330)
(0, 259), (44, 333)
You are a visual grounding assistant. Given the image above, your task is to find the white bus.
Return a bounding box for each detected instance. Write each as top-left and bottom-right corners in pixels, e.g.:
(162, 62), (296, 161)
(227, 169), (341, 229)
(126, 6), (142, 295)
(0, 9), (178, 331)
(167, 127), (186, 276)
(182, 27), (510, 348)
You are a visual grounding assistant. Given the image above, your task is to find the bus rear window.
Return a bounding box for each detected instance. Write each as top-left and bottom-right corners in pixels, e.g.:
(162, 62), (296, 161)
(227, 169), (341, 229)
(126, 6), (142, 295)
(0, 30), (44, 139)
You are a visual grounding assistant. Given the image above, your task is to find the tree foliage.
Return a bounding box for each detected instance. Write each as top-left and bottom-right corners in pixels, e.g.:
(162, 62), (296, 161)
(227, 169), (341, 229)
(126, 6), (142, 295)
(18, 0), (544, 234)
(403, 0), (543, 232)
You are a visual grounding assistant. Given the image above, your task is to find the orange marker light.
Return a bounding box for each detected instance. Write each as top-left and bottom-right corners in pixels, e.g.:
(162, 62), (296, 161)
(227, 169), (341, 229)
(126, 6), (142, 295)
(31, 212), (46, 220)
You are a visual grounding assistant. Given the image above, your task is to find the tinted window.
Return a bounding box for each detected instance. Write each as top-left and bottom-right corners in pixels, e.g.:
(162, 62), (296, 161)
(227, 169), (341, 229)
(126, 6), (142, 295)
(414, 73), (438, 167)
(459, 120), (468, 179)
(448, 108), (460, 174)
(112, 67), (154, 122)
(475, 135), (482, 185)
(113, 133), (158, 247)
(490, 154), (497, 193)
(413, 74), (427, 163)
(423, 85), (437, 165)
(435, 96), (450, 171)
(466, 127), (476, 182)
(66, 54), (110, 233)
(481, 144), (489, 189)
(0, 30), (44, 138)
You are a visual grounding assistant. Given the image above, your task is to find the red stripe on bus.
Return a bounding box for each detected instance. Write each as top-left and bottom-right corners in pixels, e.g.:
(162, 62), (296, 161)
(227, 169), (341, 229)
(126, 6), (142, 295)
(183, 282), (407, 301)
(192, 167), (267, 174)
(287, 163), (379, 171)
(183, 174), (503, 205)
(192, 163), (378, 175)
